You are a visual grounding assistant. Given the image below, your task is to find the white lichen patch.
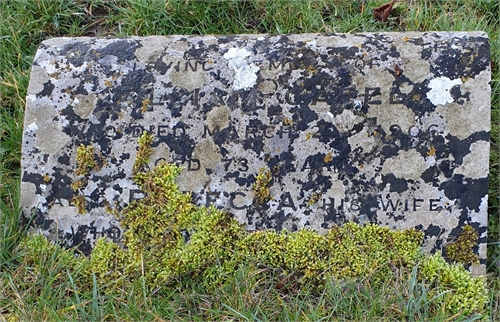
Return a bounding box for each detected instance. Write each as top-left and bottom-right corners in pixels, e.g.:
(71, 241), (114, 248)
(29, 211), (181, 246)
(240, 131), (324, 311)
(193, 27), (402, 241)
(454, 141), (489, 179)
(206, 105), (230, 133)
(48, 201), (80, 229)
(260, 61), (288, 79)
(468, 195), (488, 228)
(73, 94), (96, 119)
(377, 183), (460, 250)
(134, 36), (170, 63)
(176, 139), (221, 192)
(315, 35), (367, 48)
(399, 82), (413, 94)
(27, 66), (51, 95)
(324, 174), (346, 201)
(433, 71), (490, 140)
(393, 36), (430, 83)
(347, 124), (378, 152)
(381, 149), (427, 181)
(27, 122), (38, 131)
(426, 76), (462, 106)
(172, 69), (206, 92)
(333, 109), (363, 133)
(20, 182), (39, 214)
(367, 104), (416, 136)
(258, 80), (277, 94)
(30, 105), (71, 155)
(223, 48), (259, 91)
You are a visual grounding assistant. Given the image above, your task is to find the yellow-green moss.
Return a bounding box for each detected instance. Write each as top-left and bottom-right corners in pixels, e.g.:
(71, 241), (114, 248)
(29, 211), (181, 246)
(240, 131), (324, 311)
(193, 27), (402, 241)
(70, 195), (86, 214)
(85, 133), (487, 316)
(70, 179), (85, 191)
(252, 167), (272, 205)
(73, 144), (104, 214)
(307, 192), (321, 206)
(132, 131), (154, 175)
(12, 234), (89, 295)
(75, 144), (98, 176)
(446, 225), (480, 265)
(421, 253), (488, 315)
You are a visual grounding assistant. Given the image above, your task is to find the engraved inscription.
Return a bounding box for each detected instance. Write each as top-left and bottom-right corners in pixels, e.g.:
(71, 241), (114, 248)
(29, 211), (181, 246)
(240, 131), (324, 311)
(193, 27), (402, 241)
(21, 33), (490, 275)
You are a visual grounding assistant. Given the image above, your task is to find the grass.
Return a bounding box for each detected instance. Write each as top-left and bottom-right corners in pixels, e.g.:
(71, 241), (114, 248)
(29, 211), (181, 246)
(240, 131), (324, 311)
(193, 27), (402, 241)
(0, 0), (499, 320)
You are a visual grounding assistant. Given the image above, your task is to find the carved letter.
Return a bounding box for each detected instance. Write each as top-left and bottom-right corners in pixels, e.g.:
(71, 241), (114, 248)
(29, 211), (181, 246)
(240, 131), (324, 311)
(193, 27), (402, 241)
(205, 191), (217, 207)
(155, 158), (167, 166)
(106, 226), (121, 240)
(413, 198), (424, 211)
(188, 158), (200, 171)
(278, 125), (293, 139)
(350, 199), (361, 211)
(131, 125), (144, 138)
(269, 61), (287, 70)
(173, 125), (185, 138)
(203, 125), (221, 138)
(201, 61), (212, 71)
(380, 198), (401, 211)
(278, 192), (296, 211)
(311, 90), (327, 105)
(229, 192), (247, 210)
(245, 125), (258, 139)
(364, 87), (382, 105)
(285, 90), (298, 105)
(105, 125), (118, 138)
(322, 197), (345, 211)
(429, 199), (441, 211)
(185, 60), (197, 72)
(157, 125), (169, 138)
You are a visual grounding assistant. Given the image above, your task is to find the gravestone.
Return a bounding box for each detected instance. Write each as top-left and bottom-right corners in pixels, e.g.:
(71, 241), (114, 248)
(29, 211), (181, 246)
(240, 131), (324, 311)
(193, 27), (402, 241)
(21, 32), (490, 274)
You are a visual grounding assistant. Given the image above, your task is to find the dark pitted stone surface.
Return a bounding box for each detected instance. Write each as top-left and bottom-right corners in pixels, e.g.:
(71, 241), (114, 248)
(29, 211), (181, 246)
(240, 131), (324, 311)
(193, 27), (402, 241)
(21, 33), (490, 273)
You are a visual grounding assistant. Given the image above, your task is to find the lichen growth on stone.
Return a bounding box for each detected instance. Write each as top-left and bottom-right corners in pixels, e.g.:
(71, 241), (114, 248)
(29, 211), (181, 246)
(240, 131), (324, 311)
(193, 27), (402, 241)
(283, 117), (293, 125)
(307, 192), (321, 206)
(323, 152), (333, 163)
(446, 225), (480, 265)
(252, 167), (272, 205)
(141, 98), (150, 113)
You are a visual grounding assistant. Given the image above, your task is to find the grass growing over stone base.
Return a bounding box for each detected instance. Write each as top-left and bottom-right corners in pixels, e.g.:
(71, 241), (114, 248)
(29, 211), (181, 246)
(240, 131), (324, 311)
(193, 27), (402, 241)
(82, 132), (488, 318)
(1, 0), (499, 320)
(0, 158), (489, 320)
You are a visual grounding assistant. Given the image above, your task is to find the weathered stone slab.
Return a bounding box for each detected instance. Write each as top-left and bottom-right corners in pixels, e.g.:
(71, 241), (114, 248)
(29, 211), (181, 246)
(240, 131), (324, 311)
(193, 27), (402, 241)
(21, 32), (490, 273)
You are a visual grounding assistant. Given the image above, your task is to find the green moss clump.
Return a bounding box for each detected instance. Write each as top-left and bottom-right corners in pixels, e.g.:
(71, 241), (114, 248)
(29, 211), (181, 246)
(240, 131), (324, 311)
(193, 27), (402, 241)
(86, 238), (127, 287)
(325, 223), (424, 281)
(421, 254), (488, 315)
(86, 133), (488, 316)
(75, 145), (98, 176)
(446, 225), (480, 265)
(252, 167), (272, 204)
(73, 144), (105, 214)
(132, 131), (154, 175)
(70, 179), (85, 191)
(18, 234), (85, 269)
(10, 235), (88, 295)
(70, 194), (86, 215)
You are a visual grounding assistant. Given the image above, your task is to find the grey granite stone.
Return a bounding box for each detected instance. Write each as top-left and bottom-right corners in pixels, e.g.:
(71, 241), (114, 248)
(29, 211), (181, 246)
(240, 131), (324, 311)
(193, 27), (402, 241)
(21, 32), (490, 274)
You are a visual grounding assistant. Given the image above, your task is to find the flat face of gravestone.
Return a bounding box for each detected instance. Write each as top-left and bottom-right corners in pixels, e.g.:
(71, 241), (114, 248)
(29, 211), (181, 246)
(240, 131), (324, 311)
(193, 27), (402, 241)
(21, 32), (490, 273)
